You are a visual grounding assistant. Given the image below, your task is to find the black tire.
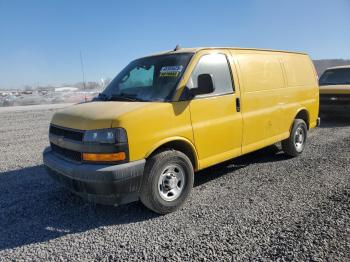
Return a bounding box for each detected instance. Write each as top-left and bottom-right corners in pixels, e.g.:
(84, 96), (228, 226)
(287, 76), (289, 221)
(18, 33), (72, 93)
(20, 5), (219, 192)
(140, 149), (194, 214)
(282, 119), (308, 157)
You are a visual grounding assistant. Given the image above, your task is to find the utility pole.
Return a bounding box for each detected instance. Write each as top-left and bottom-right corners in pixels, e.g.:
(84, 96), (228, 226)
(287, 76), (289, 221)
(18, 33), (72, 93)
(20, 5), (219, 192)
(80, 50), (87, 102)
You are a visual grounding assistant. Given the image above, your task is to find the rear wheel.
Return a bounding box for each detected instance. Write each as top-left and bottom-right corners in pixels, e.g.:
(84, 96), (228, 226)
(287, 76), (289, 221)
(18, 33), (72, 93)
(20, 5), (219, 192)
(282, 119), (307, 157)
(140, 149), (194, 214)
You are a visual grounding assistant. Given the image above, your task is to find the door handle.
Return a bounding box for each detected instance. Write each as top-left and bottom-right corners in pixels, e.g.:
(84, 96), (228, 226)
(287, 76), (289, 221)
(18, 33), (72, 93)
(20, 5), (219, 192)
(236, 97), (241, 112)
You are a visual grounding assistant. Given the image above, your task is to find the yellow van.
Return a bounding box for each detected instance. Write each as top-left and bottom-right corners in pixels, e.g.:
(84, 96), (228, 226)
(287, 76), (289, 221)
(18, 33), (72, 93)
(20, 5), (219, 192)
(43, 47), (320, 214)
(319, 65), (350, 115)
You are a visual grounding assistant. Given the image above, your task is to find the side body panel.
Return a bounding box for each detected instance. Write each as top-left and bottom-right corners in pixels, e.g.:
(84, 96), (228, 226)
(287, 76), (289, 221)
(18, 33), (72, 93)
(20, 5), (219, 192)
(119, 50), (318, 170)
(232, 50), (286, 154)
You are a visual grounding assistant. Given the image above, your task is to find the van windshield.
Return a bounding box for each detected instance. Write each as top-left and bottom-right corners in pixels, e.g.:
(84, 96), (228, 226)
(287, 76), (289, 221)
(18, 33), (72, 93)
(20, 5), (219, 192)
(98, 53), (193, 102)
(319, 68), (350, 86)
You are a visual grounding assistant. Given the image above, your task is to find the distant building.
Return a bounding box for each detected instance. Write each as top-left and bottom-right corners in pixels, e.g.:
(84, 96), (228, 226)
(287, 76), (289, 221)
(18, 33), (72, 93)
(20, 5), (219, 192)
(54, 87), (79, 92)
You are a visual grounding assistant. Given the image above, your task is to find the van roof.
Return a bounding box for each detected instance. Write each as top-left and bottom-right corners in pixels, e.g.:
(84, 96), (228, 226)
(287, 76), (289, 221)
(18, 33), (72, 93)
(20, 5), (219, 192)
(326, 65), (350, 70)
(143, 47), (307, 58)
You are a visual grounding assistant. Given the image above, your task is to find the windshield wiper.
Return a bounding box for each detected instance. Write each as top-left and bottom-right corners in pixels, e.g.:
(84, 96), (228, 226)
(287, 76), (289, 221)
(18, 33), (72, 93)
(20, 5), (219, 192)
(108, 93), (147, 102)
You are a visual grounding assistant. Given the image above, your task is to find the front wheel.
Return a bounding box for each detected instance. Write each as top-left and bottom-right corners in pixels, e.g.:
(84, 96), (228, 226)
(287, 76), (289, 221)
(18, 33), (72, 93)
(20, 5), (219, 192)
(282, 119), (308, 157)
(140, 150), (194, 214)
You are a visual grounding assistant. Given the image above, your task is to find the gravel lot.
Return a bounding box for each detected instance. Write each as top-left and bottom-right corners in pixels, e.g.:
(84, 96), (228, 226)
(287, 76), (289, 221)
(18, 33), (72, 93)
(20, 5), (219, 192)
(0, 106), (349, 261)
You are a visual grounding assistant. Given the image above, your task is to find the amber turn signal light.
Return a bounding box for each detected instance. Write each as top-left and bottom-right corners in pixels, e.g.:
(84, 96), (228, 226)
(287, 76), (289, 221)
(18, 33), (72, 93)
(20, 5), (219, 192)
(82, 152), (126, 162)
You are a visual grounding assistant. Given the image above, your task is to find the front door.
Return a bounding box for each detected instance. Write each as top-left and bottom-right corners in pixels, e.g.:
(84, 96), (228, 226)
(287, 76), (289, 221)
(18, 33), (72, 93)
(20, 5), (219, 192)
(186, 51), (243, 169)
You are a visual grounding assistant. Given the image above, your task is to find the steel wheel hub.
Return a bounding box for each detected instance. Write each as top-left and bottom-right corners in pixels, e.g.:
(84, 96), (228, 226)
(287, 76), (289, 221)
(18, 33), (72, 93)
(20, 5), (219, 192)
(158, 164), (185, 201)
(294, 127), (305, 152)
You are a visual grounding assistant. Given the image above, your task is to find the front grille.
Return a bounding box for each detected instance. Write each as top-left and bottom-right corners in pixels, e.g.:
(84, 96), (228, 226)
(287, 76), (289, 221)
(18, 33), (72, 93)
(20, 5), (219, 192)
(51, 143), (82, 162)
(320, 94), (350, 105)
(49, 125), (84, 141)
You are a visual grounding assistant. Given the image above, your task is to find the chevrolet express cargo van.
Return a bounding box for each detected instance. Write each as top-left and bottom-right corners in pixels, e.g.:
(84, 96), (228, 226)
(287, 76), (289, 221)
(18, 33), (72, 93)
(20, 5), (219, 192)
(319, 65), (350, 115)
(43, 47), (320, 214)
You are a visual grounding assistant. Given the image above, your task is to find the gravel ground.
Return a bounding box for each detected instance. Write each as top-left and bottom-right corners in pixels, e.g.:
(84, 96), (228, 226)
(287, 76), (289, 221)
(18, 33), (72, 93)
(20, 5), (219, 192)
(0, 107), (349, 261)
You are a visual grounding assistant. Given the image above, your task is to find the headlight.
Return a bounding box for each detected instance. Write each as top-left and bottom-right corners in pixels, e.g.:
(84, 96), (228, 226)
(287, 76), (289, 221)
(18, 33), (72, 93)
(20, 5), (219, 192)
(83, 128), (127, 144)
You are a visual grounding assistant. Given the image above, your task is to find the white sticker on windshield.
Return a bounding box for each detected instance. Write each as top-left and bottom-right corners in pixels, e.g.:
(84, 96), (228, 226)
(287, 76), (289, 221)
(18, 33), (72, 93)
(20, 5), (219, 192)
(160, 65), (183, 77)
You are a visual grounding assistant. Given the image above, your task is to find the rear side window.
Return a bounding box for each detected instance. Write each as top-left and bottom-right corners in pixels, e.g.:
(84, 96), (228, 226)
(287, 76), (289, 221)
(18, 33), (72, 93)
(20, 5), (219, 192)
(187, 53), (234, 96)
(282, 54), (315, 86)
(237, 54), (284, 92)
(319, 68), (350, 86)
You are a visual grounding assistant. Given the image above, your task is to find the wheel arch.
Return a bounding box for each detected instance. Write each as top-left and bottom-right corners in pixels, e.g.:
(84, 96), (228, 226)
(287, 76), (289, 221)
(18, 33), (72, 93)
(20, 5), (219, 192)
(293, 108), (310, 130)
(145, 137), (199, 171)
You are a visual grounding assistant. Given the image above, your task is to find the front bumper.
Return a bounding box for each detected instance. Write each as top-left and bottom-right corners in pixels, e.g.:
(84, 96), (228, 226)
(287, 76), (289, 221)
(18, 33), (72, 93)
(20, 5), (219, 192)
(43, 147), (145, 205)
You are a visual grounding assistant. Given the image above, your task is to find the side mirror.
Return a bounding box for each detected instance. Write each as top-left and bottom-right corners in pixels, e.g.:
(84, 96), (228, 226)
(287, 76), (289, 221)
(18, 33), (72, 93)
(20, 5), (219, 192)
(191, 74), (215, 96)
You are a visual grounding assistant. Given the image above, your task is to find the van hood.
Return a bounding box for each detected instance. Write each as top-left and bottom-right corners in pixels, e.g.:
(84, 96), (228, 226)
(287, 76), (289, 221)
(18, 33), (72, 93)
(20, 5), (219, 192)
(51, 101), (149, 130)
(319, 84), (350, 95)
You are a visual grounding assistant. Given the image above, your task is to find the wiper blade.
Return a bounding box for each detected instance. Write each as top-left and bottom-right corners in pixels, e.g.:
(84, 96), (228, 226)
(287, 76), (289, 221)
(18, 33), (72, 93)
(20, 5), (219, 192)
(108, 94), (147, 102)
(107, 95), (136, 101)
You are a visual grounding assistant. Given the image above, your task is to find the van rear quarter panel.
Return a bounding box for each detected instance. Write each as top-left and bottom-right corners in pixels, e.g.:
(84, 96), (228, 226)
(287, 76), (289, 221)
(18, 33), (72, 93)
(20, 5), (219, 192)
(280, 53), (319, 130)
(232, 50), (319, 154)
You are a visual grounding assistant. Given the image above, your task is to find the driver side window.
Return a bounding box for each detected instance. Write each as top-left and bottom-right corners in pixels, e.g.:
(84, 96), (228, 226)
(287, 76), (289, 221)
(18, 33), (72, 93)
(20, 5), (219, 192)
(119, 66), (154, 90)
(187, 53), (234, 97)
